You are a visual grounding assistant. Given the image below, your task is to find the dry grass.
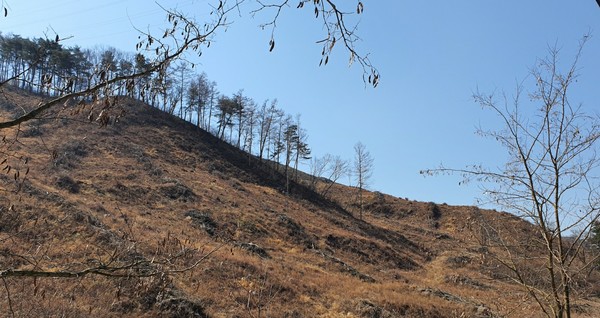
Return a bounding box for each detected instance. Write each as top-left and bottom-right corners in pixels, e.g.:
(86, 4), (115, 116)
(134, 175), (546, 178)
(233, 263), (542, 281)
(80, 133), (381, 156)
(0, 89), (599, 317)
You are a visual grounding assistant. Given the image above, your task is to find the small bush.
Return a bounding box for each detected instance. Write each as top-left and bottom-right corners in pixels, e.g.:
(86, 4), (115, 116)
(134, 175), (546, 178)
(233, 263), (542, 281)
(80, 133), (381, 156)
(428, 202), (442, 228)
(55, 175), (80, 193)
(185, 210), (217, 236)
(161, 182), (195, 202)
(53, 140), (88, 169)
(158, 297), (208, 318)
(445, 255), (472, 268)
(236, 242), (270, 259)
(428, 202), (441, 219)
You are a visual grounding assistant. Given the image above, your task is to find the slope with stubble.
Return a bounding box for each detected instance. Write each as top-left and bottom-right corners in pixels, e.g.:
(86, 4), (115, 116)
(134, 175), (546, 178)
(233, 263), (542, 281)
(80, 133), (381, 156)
(1, 89), (599, 318)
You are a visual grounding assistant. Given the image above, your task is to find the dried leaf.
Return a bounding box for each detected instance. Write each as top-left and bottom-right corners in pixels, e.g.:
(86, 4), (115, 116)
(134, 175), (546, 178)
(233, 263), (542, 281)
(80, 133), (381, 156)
(4, 7), (7, 17)
(269, 39), (275, 52)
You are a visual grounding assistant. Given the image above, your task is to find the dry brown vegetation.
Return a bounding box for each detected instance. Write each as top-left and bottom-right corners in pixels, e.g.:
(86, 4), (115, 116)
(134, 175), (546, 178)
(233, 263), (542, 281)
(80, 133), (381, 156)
(0, 89), (599, 317)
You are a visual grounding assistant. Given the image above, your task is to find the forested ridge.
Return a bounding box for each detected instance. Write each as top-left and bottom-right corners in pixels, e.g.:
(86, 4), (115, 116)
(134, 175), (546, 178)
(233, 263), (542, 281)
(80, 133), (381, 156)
(0, 33), (350, 191)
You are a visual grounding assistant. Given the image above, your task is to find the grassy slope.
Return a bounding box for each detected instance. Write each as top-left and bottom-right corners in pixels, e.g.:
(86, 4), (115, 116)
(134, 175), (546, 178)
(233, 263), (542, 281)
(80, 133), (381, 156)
(1, 90), (599, 317)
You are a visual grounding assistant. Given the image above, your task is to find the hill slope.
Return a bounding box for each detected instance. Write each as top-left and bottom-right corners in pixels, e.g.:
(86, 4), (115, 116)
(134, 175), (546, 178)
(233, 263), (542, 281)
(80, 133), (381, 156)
(1, 90), (599, 317)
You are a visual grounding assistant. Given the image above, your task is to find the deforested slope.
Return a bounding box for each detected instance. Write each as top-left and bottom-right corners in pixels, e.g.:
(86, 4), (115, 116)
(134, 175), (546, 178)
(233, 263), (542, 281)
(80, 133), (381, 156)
(1, 90), (599, 317)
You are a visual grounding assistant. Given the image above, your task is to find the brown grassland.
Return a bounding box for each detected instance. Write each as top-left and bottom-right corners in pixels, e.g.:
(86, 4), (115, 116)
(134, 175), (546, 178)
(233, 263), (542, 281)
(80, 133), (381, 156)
(0, 88), (599, 317)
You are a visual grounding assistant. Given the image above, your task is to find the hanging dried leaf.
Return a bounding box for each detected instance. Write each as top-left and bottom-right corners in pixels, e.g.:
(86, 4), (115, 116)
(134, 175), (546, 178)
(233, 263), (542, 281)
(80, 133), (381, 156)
(357, 2), (364, 14)
(297, 2), (304, 8)
(314, 7), (319, 18)
(269, 39), (275, 52)
(4, 7), (7, 17)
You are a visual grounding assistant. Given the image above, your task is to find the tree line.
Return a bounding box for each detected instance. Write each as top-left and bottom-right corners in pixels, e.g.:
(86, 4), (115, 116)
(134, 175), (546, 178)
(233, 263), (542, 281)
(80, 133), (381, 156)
(0, 32), (372, 204)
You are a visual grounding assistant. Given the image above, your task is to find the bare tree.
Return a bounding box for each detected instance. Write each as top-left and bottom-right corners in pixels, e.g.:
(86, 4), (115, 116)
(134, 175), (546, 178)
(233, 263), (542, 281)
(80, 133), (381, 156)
(423, 37), (600, 318)
(243, 99), (257, 159)
(310, 154), (348, 197)
(257, 99), (278, 162)
(188, 72), (212, 129)
(353, 141), (373, 219)
(173, 61), (193, 120)
(233, 89), (248, 149)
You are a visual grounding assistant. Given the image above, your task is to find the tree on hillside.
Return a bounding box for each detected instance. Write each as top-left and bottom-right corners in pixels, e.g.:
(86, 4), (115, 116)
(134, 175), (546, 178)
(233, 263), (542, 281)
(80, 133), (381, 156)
(257, 99), (279, 162)
(173, 61), (193, 120)
(242, 99), (257, 158)
(354, 141), (373, 219)
(310, 154), (348, 198)
(187, 72), (212, 129)
(99, 48), (118, 79)
(282, 118), (298, 192)
(292, 116), (311, 181)
(423, 38), (600, 318)
(205, 79), (219, 133)
(270, 111), (288, 170)
(133, 53), (152, 102)
(216, 94), (236, 141)
(233, 89), (248, 149)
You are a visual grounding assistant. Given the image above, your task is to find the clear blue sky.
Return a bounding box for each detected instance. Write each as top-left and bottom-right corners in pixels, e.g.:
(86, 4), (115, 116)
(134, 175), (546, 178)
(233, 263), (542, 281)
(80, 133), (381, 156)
(2, 1), (600, 206)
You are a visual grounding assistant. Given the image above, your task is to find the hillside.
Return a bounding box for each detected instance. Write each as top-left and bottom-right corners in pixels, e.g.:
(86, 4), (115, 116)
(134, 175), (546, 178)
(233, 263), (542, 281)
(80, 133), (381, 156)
(1, 89), (599, 317)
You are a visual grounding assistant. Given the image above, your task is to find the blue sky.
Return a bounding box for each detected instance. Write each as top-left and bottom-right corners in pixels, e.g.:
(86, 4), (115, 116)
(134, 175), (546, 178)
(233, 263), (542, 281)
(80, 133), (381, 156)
(2, 1), (600, 206)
